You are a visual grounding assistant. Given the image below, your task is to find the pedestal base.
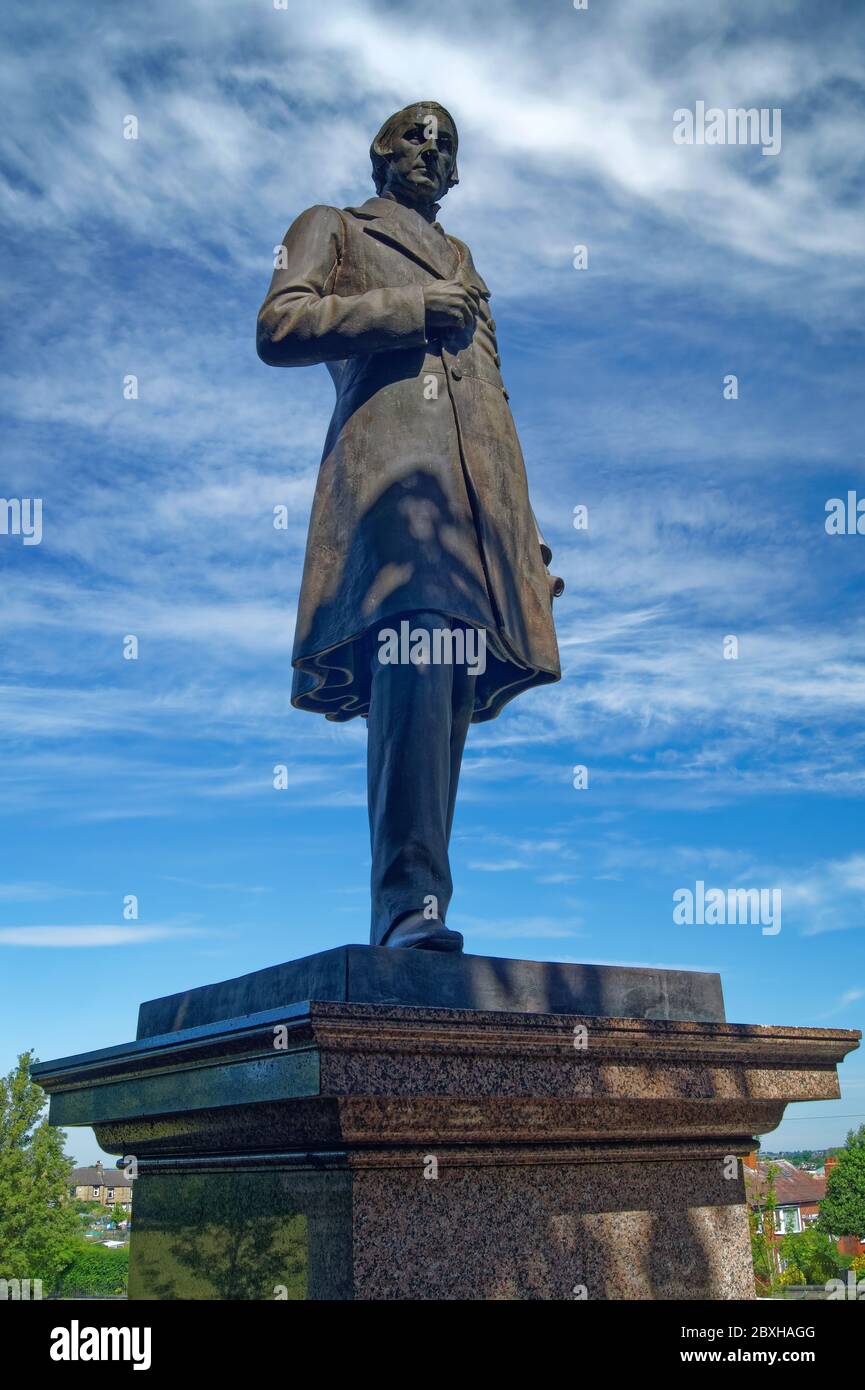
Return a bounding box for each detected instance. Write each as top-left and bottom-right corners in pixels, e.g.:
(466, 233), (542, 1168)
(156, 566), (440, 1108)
(33, 950), (859, 1301)
(126, 1153), (753, 1301)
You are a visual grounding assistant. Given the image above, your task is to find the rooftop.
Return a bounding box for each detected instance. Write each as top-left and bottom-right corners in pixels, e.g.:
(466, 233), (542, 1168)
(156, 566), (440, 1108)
(744, 1157), (826, 1208)
(70, 1165), (134, 1187)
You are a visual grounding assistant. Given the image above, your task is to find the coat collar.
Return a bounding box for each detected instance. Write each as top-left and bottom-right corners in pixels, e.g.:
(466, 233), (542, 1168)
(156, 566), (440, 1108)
(343, 195), (460, 281)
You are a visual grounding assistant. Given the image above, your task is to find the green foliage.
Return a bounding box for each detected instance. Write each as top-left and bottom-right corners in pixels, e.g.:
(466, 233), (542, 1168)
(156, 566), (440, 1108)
(818, 1124), (865, 1239)
(778, 1228), (846, 1284)
(73, 1199), (103, 1217)
(0, 1051), (79, 1290)
(748, 1162), (783, 1296)
(108, 1203), (128, 1226)
(762, 1149), (842, 1164)
(55, 1239), (128, 1298)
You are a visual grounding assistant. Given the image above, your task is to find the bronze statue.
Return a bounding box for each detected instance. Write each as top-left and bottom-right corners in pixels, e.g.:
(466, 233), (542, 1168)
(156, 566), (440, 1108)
(257, 102), (562, 951)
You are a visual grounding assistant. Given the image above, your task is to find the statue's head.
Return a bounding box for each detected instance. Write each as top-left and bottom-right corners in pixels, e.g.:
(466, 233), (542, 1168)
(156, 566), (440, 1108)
(370, 102), (459, 207)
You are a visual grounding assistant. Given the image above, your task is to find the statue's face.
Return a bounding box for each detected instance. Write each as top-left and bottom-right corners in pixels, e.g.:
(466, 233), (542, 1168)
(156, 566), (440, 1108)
(381, 111), (457, 205)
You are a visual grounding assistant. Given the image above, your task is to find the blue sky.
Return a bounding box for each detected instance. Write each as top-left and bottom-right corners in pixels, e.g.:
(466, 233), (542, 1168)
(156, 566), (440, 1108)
(1, 0), (863, 1164)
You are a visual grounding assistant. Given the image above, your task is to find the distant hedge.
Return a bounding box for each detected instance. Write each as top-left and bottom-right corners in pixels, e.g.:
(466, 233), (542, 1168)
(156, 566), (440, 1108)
(55, 1242), (128, 1298)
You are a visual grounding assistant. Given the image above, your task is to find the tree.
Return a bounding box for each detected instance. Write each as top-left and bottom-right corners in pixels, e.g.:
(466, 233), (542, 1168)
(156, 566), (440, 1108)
(748, 1162), (784, 1296)
(73, 1198), (103, 1218)
(818, 1124), (865, 1240)
(0, 1051), (79, 1290)
(55, 1241), (128, 1298)
(108, 1203), (128, 1226)
(778, 1229), (846, 1284)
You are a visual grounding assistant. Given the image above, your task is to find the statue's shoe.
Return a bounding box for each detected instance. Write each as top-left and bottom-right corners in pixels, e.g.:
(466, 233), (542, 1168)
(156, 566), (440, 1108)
(380, 914), (464, 952)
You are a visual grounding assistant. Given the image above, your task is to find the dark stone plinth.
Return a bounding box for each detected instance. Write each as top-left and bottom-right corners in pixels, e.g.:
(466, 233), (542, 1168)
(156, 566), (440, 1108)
(32, 985), (859, 1301)
(125, 1154), (749, 1301)
(135, 946), (726, 1038)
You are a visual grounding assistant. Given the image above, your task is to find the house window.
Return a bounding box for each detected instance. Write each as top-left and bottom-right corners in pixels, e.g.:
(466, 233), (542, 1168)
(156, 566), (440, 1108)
(92, 1187), (100, 1197)
(107, 1189), (114, 1200)
(774, 1207), (801, 1235)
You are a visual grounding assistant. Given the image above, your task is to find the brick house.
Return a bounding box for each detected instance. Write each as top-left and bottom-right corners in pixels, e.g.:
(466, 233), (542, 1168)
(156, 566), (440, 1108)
(69, 1160), (133, 1213)
(744, 1153), (865, 1261)
(744, 1154), (823, 1236)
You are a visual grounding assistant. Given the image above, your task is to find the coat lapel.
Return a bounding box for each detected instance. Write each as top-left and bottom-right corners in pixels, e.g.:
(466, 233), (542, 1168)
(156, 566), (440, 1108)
(344, 196), (460, 281)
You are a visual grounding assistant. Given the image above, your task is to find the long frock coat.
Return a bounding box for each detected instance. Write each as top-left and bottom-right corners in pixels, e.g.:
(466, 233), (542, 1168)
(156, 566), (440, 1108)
(257, 194), (562, 721)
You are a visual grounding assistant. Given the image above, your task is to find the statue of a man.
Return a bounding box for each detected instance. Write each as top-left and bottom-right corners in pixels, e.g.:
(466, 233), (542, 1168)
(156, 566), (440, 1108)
(257, 103), (562, 952)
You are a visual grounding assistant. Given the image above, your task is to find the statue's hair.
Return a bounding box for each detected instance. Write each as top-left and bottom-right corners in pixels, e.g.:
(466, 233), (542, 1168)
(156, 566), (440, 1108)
(370, 102), (459, 196)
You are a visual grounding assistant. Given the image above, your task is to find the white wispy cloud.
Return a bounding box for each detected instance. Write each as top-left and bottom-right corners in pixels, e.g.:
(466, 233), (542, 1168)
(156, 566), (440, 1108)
(0, 882), (90, 902)
(0, 924), (213, 947)
(451, 915), (583, 940)
(0, 0), (862, 827)
(467, 859), (528, 872)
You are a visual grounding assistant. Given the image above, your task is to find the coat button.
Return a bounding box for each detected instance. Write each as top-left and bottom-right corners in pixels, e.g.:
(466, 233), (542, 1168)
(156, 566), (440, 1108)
(451, 366), (462, 380)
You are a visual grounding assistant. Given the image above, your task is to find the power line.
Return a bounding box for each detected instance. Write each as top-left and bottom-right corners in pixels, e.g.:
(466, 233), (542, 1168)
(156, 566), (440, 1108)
(767, 1113), (865, 1121)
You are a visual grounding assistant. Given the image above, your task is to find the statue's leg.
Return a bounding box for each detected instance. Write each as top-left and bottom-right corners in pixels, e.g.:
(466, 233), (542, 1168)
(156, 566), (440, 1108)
(445, 648), (476, 845)
(367, 612), (475, 949)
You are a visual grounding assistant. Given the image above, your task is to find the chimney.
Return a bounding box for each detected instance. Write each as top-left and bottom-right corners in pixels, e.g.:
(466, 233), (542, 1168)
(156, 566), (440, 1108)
(95, 1160), (104, 1176)
(825, 1156), (839, 1174)
(743, 1151), (759, 1170)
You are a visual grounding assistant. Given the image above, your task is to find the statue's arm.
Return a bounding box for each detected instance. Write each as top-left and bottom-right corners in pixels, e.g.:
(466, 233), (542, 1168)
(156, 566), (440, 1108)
(257, 205), (428, 367)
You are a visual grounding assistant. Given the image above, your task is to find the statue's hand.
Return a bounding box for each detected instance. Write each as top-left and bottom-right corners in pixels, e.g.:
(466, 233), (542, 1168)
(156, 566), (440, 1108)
(423, 280), (481, 332)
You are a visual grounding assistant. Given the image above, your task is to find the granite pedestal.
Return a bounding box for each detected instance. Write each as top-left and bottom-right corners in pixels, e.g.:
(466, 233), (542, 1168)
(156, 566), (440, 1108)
(32, 948), (859, 1300)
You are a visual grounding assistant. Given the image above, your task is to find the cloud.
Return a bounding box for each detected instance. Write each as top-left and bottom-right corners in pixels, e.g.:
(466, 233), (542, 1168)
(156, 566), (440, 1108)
(467, 859), (528, 872)
(161, 875), (271, 893)
(0, 924), (213, 947)
(0, 5), (860, 1119)
(0, 882), (88, 902)
(557, 837), (865, 940)
(795, 856), (865, 937)
(2, 0), (863, 315)
(0, 2), (862, 853)
(452, 915), (583, 940)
